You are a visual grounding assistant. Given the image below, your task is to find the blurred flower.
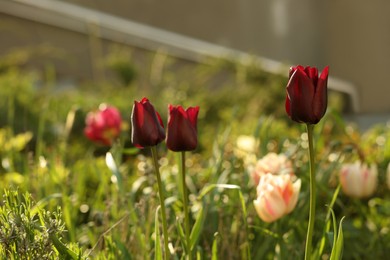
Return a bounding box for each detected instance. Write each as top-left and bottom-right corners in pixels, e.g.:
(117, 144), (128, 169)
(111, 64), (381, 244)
(236, 135), (258, 154)
(387, 163), (390, 190)
(166, 104), (199, 151)
(285, 65), (329, 124)
(253, 173), (301, 223)
(251, 153), (293, 185)
(339, 162), (378, 198)
(131, 98), (166, 148)
(234, 135), (258, 166)
(84, 104), (121, 145)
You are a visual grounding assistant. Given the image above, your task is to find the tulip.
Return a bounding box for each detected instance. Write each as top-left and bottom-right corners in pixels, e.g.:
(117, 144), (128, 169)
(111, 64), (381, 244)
(251, 152), (293, 185)
(84, 105), (122, 145)
(253, 173), (301, 223)
(236, 135), (258, 155)
(166, 104), (199, 152)
(131, 98), (165, 148)
(285, 65), (329, 124)
(339, 162), (378, 198)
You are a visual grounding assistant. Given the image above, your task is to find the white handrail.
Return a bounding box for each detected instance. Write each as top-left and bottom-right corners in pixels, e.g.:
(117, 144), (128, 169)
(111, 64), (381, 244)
(1, 0), (360, 112)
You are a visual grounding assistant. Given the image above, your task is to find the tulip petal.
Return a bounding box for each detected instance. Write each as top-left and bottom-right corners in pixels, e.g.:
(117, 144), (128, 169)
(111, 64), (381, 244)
(304, 66), (319, 86)
(131, 98), (165, 148)
(186, 106), (200, 130)
(167, 105), (198, 151)
(340, 162), (377, 198)
(286, 68), (316, 123)
(285, 96), (291, 118)
(286, 179), (301, 213)
(313, 66), (328, 121)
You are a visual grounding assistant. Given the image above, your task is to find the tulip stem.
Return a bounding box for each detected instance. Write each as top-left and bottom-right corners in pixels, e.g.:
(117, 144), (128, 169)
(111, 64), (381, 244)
(151, 146), (170, 260)
(180, 151), (192, 260)
(305, 124), (316, 260)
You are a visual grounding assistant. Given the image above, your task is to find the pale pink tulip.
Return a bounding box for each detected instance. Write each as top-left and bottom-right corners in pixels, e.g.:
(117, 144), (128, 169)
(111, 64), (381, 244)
(253, 173), (301, 223)
(339, 162), (378, 198)
(251, 153), (293, 185)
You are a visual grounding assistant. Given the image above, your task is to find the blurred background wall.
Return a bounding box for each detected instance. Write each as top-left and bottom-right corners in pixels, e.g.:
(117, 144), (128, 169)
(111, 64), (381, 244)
(1, 0), (390, 117)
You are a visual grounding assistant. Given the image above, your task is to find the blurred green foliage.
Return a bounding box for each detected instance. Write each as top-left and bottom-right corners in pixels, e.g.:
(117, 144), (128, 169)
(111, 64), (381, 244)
(0, 46), (389, 259)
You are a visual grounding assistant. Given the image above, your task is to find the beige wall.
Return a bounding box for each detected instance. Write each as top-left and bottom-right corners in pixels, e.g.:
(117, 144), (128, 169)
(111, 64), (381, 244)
(1, 0), (390, 113)
(64, 0), (390, 114)
(324, 0), (390, 113)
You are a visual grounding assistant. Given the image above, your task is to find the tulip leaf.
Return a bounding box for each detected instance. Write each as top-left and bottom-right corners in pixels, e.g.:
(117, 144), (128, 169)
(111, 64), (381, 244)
(211, 232), (220, 260)
(154, 206), (163, 260)
(190, 203), (206, 251)
(197, 184), (241, 200)
(330, 208), (337, 250)
(176, 217), (187, 251)
(330, 217), (345, 260)
(316, 185), (341, 258)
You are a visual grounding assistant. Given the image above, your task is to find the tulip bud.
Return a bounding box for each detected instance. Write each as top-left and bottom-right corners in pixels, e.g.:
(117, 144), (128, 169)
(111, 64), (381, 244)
(253, 174), (301, 223)
(84, 105), (122, 146)
(166, 104), (199, 152)
(131, 98), (165, 148)
(251, 153), (293, 185)
(339, 162), (378, 198)
(285, 65), (329, 124)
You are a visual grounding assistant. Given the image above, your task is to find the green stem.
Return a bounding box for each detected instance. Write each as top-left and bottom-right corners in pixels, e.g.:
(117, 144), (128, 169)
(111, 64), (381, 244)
(180, 151), (192, 260)
(305, 124), (316, 260)
(151, 146), (170, 260)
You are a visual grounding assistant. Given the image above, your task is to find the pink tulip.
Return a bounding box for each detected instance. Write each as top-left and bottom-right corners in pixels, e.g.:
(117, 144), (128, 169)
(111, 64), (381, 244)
(251, 153), (293, 185)
(339, 162), (378, 198)
(253, 173), (301, 223)
(84, 105), (122, 146)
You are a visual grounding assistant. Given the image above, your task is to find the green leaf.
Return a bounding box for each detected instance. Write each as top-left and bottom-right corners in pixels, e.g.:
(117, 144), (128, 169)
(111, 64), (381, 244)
(176, 217), (187, 250)
(211, 232), (220, 260)
(155, 206), (163, 260)
(31, 193), (62, 215)
(316, 185), (341, 258)
(197, 184), (241, 200)
(248, 225), (279, 238)
(190, 203), (206, 251)
(122, 147), (139, 155)
(330, 217), (345, 260)
(330, 208), (337, 249)
(49, 233), (79, 260)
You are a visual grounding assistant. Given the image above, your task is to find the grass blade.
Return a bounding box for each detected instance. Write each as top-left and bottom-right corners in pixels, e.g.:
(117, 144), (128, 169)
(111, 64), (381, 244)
(190, 203), (206, 251)
(176, 217), (187, 251)
(330, 217), (345, 260)
(211, 232), (220, 260)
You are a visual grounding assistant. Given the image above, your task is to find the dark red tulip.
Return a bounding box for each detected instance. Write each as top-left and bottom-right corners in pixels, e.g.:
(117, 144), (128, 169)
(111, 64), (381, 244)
(285, 65), (329, 124)
(166, 105), (199, 152)
(131, 98), (165, 148)
(84, 105), (122, 146)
